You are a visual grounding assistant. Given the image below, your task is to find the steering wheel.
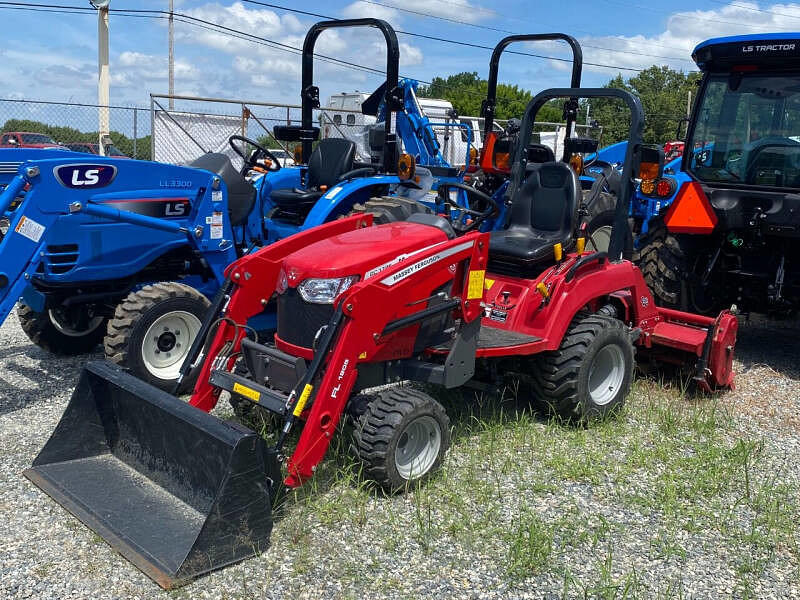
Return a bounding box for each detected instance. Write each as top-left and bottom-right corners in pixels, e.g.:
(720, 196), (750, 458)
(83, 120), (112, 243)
(229, 134), (282, 175)
(743, 138), (799, 183)
(437, 182), (500, 233)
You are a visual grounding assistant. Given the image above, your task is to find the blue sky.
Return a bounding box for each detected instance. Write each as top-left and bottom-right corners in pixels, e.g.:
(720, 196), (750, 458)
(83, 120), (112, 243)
(3, 1), (800, 110)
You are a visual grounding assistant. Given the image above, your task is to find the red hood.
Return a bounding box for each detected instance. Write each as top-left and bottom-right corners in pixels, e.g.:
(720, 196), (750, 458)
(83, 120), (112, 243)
(284, 221), (450, 284)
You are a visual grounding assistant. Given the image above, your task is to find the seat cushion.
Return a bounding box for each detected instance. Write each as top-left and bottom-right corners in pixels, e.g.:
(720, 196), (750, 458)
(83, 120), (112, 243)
(270, 188), (324, 208)
(489, 229), (563, 265)
(188, 153), (256, 226)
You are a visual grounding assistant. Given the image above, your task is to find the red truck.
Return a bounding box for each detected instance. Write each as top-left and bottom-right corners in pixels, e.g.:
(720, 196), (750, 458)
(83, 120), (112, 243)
(0, 131), (64, 149)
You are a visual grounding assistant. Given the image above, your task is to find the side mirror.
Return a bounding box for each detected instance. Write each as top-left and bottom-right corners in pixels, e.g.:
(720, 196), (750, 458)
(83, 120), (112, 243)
(636, 145), (664, 181)
(675, 117), (689, 142)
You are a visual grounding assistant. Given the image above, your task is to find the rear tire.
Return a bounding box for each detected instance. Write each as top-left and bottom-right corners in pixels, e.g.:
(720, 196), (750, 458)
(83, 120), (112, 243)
(352, 387), (450, 491)
(349, 197), (432, 224)
(532, 313), (634, 421)
(637, 224), (723, 315)
(104, 282), (210, 393)
(582, 191), (633, 258)
(17, 303), (107, 355)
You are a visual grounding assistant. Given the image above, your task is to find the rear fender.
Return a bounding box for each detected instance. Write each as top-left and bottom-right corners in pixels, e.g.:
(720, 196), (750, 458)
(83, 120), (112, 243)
(302, 175), (402, 227)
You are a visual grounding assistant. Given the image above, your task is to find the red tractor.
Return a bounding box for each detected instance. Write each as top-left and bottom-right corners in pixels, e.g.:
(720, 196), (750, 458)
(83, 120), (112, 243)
(26, 87), (738, 588)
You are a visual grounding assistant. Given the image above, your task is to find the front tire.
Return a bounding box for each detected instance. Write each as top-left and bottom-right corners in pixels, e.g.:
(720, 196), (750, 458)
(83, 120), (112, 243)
(532, 313), (634, 421)
(352, 387), (450, 491)
(17, 303), (107, 355)
(104, 282), (210, 392)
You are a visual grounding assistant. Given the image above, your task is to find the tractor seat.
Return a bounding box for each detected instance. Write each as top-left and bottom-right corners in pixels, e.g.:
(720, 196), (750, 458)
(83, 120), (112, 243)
(189, 153), (256, 227)
(271, 138), (356, 209)
(489, 162), (579, 270)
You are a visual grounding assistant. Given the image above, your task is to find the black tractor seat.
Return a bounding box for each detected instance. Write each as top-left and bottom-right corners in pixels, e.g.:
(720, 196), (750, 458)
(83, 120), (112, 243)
(489, 161), (579, 274)
(189, 153), (256, 227)
(270, 138), (356, 209)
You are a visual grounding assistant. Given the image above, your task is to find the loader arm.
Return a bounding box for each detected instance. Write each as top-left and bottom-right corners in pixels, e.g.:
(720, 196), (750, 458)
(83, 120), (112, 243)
(188, 214), (374, 411)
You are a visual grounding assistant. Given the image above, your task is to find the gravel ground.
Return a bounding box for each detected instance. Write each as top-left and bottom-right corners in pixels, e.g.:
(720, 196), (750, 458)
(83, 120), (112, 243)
(2, 312), (800, 599)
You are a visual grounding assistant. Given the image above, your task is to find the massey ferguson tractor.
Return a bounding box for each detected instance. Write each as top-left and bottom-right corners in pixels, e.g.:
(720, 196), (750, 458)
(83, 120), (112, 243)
(638, 33), (800, 315)
(25, 87), (738, 588)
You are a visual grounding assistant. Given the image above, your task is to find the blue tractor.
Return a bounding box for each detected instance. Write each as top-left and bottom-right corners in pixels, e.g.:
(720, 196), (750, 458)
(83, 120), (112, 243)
(635, 33), (800, 315)
(0, 17), (461, 392)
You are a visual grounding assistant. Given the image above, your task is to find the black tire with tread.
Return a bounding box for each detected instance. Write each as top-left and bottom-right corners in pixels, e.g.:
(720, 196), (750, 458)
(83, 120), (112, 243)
(637, 223), (684, 309)
(352, 387), (450, 491)
(104, 282), (210, 392)
(17, 303), (107, 355)
(531, 312), (634, 421)
(349, 197), (432, 224)
(582, 190), (633, 259)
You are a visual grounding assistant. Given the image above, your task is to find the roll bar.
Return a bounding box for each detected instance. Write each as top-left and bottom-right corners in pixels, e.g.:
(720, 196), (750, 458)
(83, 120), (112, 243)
(480, 34), (583, 143)
(299, 19), (401, 172)
(512, 87), (644, 262)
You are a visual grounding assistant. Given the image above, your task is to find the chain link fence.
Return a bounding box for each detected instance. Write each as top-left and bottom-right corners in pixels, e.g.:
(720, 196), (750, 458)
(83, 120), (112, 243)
(0, 98), (150, 159)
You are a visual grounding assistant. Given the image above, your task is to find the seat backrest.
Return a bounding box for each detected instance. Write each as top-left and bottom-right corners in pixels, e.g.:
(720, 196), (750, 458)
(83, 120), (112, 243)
(188, 152), (256, 227)
(508, 161), (579, 237)
(307, 138), (356, 189)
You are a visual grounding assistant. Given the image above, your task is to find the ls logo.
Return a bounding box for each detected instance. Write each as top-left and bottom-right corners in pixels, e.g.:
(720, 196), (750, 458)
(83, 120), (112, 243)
(54, 164), (117, 189)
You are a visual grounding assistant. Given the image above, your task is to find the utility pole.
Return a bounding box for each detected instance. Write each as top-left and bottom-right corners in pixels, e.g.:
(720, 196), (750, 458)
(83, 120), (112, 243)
(91, 0), (112, 156)
(169, 0), (174, 109)
(687, 90), (692, 118)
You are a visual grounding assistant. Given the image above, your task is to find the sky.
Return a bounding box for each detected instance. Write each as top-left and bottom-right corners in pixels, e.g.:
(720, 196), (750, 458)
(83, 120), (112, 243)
(3, 0), (800, 111)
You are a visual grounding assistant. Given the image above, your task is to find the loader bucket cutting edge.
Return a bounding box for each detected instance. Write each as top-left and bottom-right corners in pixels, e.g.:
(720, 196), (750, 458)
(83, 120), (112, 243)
(24, 361), (281, 589)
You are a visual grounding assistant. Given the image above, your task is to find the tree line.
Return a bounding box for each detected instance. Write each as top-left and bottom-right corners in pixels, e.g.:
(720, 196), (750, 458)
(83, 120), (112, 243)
(418, 66), (701, 145)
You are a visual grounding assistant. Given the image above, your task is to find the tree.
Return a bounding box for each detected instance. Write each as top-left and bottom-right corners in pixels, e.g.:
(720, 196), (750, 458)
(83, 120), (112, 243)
(588, 66), (701, 145)
(417, 72), (563, 123)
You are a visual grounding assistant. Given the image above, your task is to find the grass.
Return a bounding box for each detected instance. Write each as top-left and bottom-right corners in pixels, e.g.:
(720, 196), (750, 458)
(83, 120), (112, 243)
(222, 376), (800, 599)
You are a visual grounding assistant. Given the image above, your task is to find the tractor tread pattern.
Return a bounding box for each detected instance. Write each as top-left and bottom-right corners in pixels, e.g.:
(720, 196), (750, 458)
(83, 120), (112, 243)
(637, 222), (684, 308)
(17, 303), (106, 355)
(530, 312), (631, 420)
(352, 387), (449, 491)
(104, 282), (209, 369)
(349, 197), (432, 224)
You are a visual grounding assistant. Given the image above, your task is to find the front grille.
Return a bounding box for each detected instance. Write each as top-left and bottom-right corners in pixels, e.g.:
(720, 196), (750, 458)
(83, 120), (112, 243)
(42, 244), (79, 275)
(277, 288), (333, 349)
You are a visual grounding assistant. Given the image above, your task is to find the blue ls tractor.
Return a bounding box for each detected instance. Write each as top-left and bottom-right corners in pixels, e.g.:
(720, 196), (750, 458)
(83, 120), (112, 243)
(634, 33), (800, 316)
(0, 17), (453, 392)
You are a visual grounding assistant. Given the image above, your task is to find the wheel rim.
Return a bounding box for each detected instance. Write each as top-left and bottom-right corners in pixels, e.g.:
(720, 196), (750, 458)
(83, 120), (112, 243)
(394, 415), (442, 481)
(587, 225), (612, 253)
(587, 344), (626, 406)
(48, 308), (105, 337)
(141, 310), (202, 381)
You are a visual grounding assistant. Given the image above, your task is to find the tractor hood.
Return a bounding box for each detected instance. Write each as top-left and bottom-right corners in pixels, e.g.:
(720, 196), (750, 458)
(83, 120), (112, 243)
(283, 221), (450, 283)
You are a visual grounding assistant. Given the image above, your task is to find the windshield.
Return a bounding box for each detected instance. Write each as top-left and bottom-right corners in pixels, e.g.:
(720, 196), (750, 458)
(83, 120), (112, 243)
(21, 133), (56, 144)
(688, 72), (800, 189)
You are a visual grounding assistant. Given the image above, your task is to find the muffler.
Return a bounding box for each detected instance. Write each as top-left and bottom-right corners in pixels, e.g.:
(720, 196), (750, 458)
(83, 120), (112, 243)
(24, 361), (280, 589)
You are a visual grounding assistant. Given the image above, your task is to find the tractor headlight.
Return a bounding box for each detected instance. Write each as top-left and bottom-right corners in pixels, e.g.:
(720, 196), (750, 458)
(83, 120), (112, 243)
(297, 275), (359, 304)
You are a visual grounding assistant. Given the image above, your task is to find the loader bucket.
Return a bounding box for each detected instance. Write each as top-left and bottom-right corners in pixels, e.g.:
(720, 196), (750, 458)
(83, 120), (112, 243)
(24, 361), (281, 589)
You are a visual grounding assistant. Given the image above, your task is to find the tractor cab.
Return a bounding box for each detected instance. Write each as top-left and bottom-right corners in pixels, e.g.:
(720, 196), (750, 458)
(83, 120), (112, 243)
(638, 33), (800, 314)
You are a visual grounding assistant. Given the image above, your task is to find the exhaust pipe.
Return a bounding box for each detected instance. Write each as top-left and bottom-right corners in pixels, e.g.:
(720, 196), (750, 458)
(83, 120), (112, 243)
(24, 361), (280, 589)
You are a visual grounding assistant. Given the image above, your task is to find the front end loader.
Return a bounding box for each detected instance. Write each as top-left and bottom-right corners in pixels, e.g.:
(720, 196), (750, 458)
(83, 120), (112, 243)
(27, 87), (738, 588)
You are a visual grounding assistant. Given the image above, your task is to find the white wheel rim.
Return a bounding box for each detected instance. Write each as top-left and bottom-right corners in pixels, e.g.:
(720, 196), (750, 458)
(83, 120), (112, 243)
(141, 310), (202, 381)
(394, 415), (441, 481)
(48, 309), (105, 337)
(588, 225), (612, 253)
(588, 344), (626, 406)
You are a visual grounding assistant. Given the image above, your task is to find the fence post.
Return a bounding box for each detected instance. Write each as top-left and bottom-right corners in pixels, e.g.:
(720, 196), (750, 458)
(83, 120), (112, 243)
(286, 105), (290, 126)
(133, 108), (138, 159)
(150, 95), (155, 162)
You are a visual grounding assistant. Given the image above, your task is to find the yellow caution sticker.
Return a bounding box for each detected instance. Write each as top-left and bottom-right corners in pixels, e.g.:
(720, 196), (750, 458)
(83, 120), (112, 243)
(467, 269), (486, 299)
(484, 277), (495, 290)
(233, 382), (260, 403)
(358, 351), (368, 359)
(293, 384), (314, 417)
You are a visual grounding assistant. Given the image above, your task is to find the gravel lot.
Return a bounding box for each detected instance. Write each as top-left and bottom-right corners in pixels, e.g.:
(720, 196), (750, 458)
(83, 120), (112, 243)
(2, 312), (800, 599)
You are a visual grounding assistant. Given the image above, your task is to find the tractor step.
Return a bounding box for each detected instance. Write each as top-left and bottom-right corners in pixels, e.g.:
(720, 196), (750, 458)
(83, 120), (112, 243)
(25, 361), (281, 589)
(433, 325), (541, 351)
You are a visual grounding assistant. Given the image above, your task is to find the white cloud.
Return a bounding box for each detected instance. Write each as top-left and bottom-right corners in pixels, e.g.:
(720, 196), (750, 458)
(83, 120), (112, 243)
(342, 1), (399, 20)
(578, 1), (800, 74)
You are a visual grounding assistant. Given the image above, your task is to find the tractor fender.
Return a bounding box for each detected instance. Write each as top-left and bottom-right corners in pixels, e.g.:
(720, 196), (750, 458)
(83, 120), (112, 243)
(302, 174), (404, 227)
